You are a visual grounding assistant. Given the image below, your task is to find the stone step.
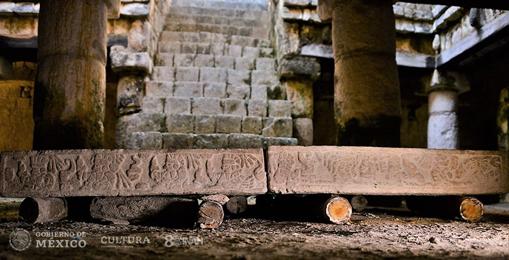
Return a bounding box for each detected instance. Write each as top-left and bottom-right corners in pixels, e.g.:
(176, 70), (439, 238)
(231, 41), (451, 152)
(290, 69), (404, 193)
(267, 146), (509, 195)
(158, 42), (274, 57)
(163, 22), (269, 39)
(0, 149), (267, 197)
(151, 66), (279, 85)
(143, 96), (290, 118)
(166, 14), (264, 27)
(169, 2), (268, 12)
(155, 54), (276, 71)
(159, 31), (271, 48)
(129, 132), (296, 150)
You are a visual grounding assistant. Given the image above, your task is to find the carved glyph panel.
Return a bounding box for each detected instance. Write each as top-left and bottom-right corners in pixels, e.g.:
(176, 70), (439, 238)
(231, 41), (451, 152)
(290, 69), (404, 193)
(0, 149), (267, 197)
(268, 146), (509, 195)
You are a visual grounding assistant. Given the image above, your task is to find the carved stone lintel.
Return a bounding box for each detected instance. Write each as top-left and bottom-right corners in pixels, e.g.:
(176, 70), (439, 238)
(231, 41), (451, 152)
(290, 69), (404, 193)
(268, 146), (509, 195)
(0, 149), (267, 197)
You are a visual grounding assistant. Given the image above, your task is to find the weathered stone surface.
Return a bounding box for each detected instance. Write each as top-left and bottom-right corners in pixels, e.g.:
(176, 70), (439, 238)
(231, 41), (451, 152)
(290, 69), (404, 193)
(262, 117), (293, 137)
(268, 146), (509, 195)
(285, 80), (314, 118)
(228, 134), (263, 148)
(125, 132), (163, 149)
(293, 118), (313, 146)
(0, 149), (267, 197)
(117, 76), (144, 115)
(216, 115), (242, 133)
(194, 134), (229, 148)
(162, 133), (195, 149)
(90, 196), (197, 224)
(263, 137), (298, 147)
(278, 57), (320, 79)
(110, 46), (152, 74)
(167, 114), (194, 133)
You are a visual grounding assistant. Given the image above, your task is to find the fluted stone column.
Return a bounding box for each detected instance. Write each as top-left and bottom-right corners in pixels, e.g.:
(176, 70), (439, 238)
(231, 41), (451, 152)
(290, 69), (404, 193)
(323, 0), (402, 146)
(34, 0), (110, 149)
(427, 70), (460, 149)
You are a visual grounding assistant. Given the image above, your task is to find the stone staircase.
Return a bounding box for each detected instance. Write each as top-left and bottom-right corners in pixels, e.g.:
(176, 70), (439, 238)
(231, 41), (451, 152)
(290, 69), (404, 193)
(120, 0), (297, 149)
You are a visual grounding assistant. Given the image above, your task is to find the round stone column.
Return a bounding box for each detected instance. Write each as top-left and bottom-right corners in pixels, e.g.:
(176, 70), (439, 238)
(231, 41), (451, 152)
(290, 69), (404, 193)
(331, 0), (401, 146)
(34, 0), (108, 149)
(427, 70), (459, 149)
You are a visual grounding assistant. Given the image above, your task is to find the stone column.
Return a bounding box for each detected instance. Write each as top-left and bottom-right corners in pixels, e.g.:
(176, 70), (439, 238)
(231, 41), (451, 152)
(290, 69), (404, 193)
(33, 0), (109, 149)
(327, 0), (402, 146)
(427, 70), (460, 149)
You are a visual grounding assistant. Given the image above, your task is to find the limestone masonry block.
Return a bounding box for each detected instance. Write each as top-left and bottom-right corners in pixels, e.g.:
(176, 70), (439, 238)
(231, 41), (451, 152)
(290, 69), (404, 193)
(200, 67), (227, 83)
(228, 134), (263, 148)
(226, 84), (250, 99)
(235, 57), (255, 70)
(110, 46), (152, 74)
(162, 133), (195, 149)
(165, 97), (191, 115)
(0, 149), (267, 197)
(125, 132), (163, 149)
(159, 42), (181, 53)
(174, 54), (195, 67)
(293, 118), (313, 146)
(142, 97), (164, 113)
(153, 67), (175, 81)
(195, 54), (215, 67)
(248, 100), (268, 117)
(176, 67), (200, 81)
(194, 134), (229, 149)
(267, 146), (509, 195)
(117, 113), (166, 134)
(155, 54), (174, 66)
(215, 56), (235, 69)
(223, 99), (247, 116)
(256, 58), (276, 71)
(250, 85), (268, 100)
(167, 114), (194, 133)
(173, 82), (202, 97)
(285, 80), (314, 118)
(243, 47), (260, 59)
(192, 97), (222, 115)
(203, 83), (227, 98)
(242, 116), (263, 134)
(262, 117), (293, 137)
(210, 43), (225, 55)
(227, 69), (251, 86)
(216, 115), (242, 133)
(251, 70), (279, 86)
(145, 82), (173, 98)
(120, 3), (149, 17)
(227, 45), (243, 57)
(203, 82), (226, 98)
(263, 137), (298, 147)
(195, 115), (216, 134)
(268, 100), (292, 117)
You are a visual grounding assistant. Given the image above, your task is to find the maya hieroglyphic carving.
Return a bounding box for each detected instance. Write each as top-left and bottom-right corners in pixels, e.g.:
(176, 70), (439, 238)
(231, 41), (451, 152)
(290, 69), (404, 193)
(0, 149), (267, 197)
(268, 146), (509, 195)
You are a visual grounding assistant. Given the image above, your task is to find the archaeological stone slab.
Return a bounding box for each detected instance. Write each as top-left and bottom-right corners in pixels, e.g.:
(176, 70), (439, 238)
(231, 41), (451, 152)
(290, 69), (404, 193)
(268, 146), (509, 195)
(0, 149), (267, 197)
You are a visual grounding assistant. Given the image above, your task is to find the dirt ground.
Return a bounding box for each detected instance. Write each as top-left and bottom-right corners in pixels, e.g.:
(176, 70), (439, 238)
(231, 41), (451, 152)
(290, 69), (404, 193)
(1, 202), (509, 260)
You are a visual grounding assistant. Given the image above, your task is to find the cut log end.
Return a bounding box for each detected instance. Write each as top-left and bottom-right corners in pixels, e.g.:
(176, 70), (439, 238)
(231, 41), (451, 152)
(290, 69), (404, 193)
(198, 201), (224, 229)
(19, 197), (67, 224)
(325, 196), (352, 224)
(459, 197), (484, 222)
(225, 196), (248, 215)
(350, 195), (368, 212)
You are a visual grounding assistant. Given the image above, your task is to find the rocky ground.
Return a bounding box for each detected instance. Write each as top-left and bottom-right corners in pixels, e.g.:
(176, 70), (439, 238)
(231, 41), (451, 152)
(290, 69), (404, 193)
(0, 199), (508, 259)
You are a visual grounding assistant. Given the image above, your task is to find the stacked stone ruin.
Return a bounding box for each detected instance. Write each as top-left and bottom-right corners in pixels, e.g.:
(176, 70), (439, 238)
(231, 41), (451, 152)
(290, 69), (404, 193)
(117, 0), (298, 150)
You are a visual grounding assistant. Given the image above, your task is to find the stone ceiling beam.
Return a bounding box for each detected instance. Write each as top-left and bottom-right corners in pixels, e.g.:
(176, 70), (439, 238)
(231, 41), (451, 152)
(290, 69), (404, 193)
(397, 0), (509, 10)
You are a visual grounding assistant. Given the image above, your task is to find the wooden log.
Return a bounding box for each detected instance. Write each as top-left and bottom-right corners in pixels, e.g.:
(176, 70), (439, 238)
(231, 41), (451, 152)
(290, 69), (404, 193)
(324, 196), (352, 224)
(406, 196), (484, 222)
(90, 196), (197, 227)
(459, 197), (484, 222)
(225, 196), (248, 215)
(198, 201), (224, 229)
(19, 197), (67, 224)
(350, 195), (368, 212)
